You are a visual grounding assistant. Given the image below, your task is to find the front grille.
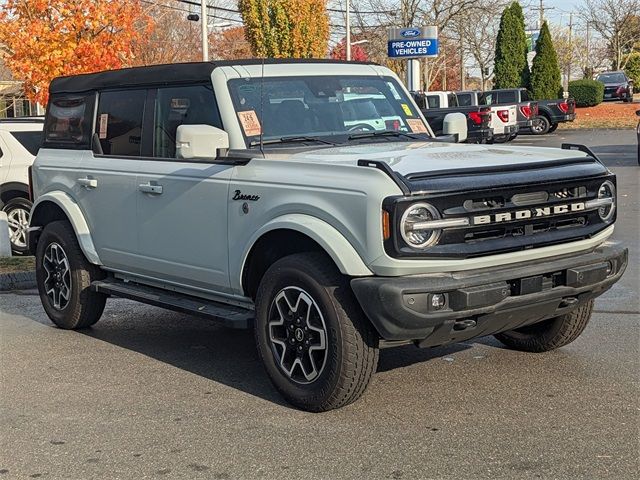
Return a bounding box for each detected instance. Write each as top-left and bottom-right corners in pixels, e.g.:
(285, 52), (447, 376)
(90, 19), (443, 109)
(387, 174), (614, 259)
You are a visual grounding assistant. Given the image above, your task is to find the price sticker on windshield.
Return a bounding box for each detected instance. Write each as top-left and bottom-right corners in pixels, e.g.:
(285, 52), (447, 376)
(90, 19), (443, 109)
(238, 110), (262, 136)
(406, 119), (428, 133)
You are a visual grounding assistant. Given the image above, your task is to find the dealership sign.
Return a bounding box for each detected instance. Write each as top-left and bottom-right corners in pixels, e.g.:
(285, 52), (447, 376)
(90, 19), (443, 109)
(387, 26), (438, 58)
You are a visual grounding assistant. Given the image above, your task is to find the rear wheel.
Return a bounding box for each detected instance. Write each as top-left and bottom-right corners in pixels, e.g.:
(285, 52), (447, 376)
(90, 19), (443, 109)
(254, 252), (379, 412)
(494, 300), (594, 352)
(2, 197), (32, 255)
(36, 221), (106, 329)
(530, 116), (550, 135)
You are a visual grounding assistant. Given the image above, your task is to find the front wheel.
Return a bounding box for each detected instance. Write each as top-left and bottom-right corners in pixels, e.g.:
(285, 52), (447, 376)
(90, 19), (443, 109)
(3, 197), (32, 255)
(494, 300), (594, 352)
(36, 220), (106, 329)
(530, 116), (550, 135)
(255, 252), (379, 412)
(547, 123), (559, 133)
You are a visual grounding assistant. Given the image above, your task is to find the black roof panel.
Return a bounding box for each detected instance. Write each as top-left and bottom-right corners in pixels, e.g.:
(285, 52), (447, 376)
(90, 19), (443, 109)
(49, 59), (378, 94)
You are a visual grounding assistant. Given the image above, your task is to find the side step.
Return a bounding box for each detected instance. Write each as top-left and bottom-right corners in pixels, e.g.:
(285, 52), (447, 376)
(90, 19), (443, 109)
(91, 279), (253, 329)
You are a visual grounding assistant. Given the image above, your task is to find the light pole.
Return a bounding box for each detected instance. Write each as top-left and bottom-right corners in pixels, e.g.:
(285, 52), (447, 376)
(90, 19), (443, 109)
(346, 0), (351, 61)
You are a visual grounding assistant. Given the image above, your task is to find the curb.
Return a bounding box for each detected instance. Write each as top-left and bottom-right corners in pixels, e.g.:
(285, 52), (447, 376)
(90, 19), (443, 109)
(0, 271), (36, 291)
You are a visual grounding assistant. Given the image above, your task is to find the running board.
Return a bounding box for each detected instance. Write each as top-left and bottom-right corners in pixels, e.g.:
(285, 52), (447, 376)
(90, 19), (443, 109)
(91, 279), (253, 329)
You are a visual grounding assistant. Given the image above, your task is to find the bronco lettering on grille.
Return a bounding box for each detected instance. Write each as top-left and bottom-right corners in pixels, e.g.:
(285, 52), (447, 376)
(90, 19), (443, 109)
(472, 202), (586, 225)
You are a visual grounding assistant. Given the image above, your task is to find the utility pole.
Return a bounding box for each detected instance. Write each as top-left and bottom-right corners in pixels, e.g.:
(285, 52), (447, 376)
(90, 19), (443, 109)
(201, 0), (209, 61)
(346, 0), (351, 61)
(566, 12), (573, 93)
(531, 0), (555, 30)
(586, 22), (591, 77)
(460, 36), (465, 91)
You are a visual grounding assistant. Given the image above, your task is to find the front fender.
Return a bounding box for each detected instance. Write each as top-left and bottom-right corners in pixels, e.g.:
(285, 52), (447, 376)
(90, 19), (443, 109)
(30, 191), (102, 265)
(236, 214), (373, 292)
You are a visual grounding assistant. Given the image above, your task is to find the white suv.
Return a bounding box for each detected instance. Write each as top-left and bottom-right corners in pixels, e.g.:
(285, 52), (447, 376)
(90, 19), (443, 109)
(29, 60), (627, 411)
(0, 118), (43, 254)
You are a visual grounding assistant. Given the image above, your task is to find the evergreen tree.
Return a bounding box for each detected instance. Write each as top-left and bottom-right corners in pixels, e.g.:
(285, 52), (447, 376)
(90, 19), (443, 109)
(509, 2), (531, 89)
(493, 2), (530, 89)
(530, 21), (563, 99)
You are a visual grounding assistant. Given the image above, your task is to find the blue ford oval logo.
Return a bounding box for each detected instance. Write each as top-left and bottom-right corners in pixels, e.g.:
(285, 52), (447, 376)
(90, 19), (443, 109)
(401, 29), (421, 38)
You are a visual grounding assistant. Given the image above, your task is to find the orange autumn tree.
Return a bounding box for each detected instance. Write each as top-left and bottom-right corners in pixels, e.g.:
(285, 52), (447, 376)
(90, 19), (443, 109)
(0, 0), (152, 105)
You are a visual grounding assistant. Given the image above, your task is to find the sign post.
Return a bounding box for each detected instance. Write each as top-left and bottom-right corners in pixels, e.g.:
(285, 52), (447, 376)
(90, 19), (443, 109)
(387, 26), (438, 92)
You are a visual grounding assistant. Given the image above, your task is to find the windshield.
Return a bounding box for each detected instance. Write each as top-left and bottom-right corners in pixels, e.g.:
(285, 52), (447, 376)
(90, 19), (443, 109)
(596, 73), (626, 83)
(228, 75), (430, 146)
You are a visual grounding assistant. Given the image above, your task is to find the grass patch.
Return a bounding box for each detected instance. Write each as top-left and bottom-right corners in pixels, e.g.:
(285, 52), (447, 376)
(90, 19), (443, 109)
(0, 256), (35, 274)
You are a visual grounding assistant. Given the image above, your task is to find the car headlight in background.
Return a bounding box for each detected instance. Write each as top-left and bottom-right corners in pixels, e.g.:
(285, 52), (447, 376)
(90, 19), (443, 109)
(400, 203), (442, 248)
(596, 180), (616, 222)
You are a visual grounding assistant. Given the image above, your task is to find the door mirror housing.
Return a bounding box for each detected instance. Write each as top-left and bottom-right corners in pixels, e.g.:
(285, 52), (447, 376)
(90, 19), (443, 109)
(442, 112), (468, 143)
(176, 124), (229, 160)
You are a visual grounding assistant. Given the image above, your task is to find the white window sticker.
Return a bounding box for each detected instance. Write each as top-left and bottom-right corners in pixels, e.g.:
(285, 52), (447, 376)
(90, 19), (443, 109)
(98, 114), (108, 139)
(237, 110), (262, 136)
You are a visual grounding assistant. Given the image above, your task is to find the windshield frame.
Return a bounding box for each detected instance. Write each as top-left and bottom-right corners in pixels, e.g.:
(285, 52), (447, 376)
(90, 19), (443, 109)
(227, 74), (433, 148)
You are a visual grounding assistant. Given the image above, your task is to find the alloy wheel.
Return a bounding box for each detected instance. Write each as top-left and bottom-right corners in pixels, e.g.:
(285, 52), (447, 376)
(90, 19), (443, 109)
(43, 242), (72, 310)
(6, 206), (29, 249)
(267, 286), (328, 384)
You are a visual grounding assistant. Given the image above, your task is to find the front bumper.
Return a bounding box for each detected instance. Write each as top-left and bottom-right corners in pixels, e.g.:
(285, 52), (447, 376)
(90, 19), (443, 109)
(351, 242), (627, 346)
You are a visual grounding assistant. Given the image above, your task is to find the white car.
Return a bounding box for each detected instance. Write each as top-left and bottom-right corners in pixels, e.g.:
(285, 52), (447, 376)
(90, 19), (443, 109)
(0, 118), (43, 254)
(29, 60), (626, 411)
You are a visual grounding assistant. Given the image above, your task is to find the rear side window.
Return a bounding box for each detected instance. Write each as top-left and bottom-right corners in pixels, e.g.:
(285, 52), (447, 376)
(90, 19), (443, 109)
(426, 95), (440, 108)
(96, 90), (146, 156)
(153, 85), (221, 158)
(10, 131), (42, 156)
(43, 94), (95, 148)
(497, 91), (517, 103)
(457, 93), (472, 106)
(520, 90), (530, 101)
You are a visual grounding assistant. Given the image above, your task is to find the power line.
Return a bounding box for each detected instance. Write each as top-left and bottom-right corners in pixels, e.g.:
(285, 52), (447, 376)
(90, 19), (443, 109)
(143, 0), (243, 23)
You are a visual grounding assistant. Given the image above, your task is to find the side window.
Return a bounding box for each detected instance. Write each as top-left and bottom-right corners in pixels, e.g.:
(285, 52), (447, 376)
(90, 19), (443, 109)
(96, 89), (146, 156)
(457, 93), (471, 106)
(43, 93), (95, 149)
(520, 90), (530, 101)
(153, 85), (221, 158)
(426, 95), (440, 108)
(447, 94), (458, 107)
(497, 91), (517, 103)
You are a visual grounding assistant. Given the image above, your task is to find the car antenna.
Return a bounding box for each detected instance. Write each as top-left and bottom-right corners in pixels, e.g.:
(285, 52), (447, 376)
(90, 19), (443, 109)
(259, 56), (265, 155)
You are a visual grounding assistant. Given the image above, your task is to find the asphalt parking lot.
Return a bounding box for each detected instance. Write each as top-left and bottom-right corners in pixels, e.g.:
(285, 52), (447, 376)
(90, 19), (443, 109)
(1, 129), (638, 480)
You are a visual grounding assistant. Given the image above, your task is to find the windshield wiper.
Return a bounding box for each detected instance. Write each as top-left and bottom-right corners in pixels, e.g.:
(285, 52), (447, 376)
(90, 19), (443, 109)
(347, 130), (427, 141)
(250, 135), (337, 147)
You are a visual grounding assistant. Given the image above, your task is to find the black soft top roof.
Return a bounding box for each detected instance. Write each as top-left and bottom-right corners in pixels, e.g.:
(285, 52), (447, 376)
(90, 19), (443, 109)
(49, 58), (378, 94)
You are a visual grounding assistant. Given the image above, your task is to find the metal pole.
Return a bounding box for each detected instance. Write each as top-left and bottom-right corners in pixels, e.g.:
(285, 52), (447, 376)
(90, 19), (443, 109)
(586, 22), (590, 77)
(201, 0), (209, 61)
(346, 0), (351, 61)
(566, 13), (573, 92)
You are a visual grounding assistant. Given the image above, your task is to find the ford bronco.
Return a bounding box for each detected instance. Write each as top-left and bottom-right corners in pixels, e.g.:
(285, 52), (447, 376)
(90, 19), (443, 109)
(29, 60), (627, 412)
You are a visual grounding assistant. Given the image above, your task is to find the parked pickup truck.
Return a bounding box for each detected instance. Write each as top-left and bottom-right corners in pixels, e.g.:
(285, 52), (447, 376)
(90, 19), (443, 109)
(412, 91), (492, 143)
(457, 89), (537, 139)
(29, 60), (627, 412)
(484, 88), (575, 135)
(417, 90), (518, 143)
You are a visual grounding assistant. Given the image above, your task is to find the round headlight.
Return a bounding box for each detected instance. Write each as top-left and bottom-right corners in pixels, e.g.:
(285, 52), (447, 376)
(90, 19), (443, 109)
(400, 203), (441, 248)
(597, 180), (615, 222)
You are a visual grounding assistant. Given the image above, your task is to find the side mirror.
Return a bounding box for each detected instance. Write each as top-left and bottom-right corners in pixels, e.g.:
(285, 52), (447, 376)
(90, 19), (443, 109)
(176, 124), (229, 160)
(442, 112), (468, 143)
(636, 110), (640, 117)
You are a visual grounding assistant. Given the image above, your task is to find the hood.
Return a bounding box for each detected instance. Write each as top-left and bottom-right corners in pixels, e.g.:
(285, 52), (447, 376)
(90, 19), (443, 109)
(281, 141), (607, 194)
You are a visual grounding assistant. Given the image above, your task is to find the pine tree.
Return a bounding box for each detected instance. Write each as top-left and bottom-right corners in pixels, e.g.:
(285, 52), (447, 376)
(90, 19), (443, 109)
(530, 21), (563, 99)
(493, 2), (530, 89)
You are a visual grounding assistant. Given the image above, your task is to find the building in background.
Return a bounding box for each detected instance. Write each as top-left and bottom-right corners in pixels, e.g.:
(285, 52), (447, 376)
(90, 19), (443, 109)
(0, 46), (39, 118)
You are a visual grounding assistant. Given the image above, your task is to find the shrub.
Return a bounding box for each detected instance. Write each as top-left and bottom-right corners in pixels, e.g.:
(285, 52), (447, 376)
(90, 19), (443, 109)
(568, 79), (604, 107)
(623, 53), (640, 93)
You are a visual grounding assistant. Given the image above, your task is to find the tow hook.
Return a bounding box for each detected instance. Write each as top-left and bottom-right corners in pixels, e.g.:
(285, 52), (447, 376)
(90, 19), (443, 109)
(559, 297), (579, 308)
(453, 319), (477, 331)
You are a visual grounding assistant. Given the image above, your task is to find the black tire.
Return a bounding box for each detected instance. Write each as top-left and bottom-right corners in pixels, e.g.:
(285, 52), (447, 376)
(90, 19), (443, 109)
(2, 197), (32, 255)
(547, 123), (559, 133)
(490, 134), (509, 144)
(494, 300), (594, 353)
(530, 115), (550, 135)
(36, 220), (106, 329)
(254, 252), (379, 412)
